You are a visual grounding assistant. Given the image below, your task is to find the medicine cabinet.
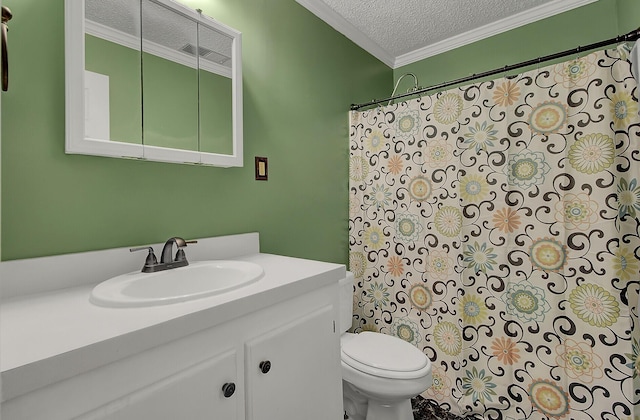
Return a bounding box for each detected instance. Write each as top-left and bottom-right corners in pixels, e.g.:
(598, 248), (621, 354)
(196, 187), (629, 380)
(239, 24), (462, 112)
(65, 0), (243, 167)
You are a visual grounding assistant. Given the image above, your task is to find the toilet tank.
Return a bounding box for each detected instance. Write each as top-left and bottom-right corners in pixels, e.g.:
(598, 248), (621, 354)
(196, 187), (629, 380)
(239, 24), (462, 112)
(339, 272), (355, 333)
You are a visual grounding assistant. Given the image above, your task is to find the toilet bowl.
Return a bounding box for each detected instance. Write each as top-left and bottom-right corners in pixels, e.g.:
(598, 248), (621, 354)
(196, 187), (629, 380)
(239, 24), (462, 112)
(339, 273), (432, 420)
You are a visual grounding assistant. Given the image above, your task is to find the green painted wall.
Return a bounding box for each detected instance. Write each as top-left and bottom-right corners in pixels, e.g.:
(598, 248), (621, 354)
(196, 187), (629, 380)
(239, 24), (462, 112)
(393, 0), (632, 90)
(618, 0), (640, 33)
(1, 0), (391, 262)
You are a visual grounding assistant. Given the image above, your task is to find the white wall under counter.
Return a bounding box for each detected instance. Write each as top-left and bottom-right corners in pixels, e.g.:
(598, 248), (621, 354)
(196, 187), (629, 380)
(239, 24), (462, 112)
(0, 233), (346, 419)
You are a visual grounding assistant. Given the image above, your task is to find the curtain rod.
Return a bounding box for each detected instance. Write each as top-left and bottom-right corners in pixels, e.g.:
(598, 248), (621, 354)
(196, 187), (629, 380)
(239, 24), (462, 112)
(350, 27), (640, 111)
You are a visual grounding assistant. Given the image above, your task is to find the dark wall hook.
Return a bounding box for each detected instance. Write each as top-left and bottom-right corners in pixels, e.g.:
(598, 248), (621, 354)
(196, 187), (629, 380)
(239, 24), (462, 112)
(2, 6), (12, 92)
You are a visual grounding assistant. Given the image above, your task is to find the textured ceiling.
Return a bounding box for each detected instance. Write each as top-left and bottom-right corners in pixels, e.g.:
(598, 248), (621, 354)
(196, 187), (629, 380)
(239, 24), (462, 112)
(296, 0), (597, 68)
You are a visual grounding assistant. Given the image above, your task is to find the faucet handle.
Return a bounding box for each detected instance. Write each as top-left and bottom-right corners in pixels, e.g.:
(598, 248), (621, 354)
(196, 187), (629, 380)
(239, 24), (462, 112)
(176, 241), (196, 260)
(175, 239), (198, 250)
(174, 240), (197, 262)
(130, 246), (158, 268)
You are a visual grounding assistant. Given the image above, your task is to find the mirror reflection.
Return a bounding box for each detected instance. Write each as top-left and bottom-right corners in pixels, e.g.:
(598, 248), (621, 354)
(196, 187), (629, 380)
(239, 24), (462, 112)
(85, 0), (142, 144)
(80, 0), (238, 163)
(141, 0), (199, 151)
(198, 23), (233, 155)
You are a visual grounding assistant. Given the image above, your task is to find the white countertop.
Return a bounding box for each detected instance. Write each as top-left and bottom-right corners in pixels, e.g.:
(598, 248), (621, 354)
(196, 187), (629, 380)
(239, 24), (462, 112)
(0, 234), (345, 401)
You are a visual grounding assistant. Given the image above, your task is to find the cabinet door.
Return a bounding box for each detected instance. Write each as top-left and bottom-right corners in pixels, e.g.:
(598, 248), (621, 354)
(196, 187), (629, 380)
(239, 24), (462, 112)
(76, 350), (240, 420)
(244, 305), (342, 420)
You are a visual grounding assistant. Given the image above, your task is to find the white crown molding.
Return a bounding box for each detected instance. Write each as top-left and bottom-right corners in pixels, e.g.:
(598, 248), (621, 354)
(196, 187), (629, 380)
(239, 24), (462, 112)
(296, 0), (597, 70)
(395, 0), (598, 68)
(295, 0), (396, 68)
(85, 20), (232, 78)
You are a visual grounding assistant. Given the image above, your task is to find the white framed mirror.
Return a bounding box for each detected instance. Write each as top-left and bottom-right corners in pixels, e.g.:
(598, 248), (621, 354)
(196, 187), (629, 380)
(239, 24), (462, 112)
(65, 0), (243, 167)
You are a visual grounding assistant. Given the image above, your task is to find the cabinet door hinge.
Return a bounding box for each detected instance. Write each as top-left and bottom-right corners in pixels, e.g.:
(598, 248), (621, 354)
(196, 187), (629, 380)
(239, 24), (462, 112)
(333, 320), (336, 333)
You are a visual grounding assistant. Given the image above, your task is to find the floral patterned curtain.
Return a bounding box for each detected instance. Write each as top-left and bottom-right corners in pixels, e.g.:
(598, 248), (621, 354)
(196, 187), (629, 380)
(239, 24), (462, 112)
(348, 45), (640, 420)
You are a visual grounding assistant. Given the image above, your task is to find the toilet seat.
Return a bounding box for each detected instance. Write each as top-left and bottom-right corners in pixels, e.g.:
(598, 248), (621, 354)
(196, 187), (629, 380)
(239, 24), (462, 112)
(341, 332), (429, 380)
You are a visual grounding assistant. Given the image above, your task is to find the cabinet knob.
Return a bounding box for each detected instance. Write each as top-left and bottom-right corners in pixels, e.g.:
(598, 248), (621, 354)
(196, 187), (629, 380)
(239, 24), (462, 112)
(259, 360), (271, 374)
(222, 382), (236, 398)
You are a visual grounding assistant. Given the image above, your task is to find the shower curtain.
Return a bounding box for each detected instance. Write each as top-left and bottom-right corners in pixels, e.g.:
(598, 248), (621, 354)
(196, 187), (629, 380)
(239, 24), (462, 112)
(348, 45), (640, 420)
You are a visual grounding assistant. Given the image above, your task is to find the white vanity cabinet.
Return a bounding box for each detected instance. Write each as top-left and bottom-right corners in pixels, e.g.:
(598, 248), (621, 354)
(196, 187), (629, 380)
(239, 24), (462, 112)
(1, 281), (343, 420)
(245, 305), (337, 420)
(92, 349), (240, 420)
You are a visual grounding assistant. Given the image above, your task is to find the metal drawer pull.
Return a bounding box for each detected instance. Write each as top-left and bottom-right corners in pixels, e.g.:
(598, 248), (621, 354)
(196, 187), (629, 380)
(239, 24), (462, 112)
(222, 382), (236, 398)
(259, 360), (271, 374)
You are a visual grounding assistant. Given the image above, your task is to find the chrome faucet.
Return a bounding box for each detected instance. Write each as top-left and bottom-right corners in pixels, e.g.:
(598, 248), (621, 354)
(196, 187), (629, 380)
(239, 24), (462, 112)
(131, 237), (198, 273)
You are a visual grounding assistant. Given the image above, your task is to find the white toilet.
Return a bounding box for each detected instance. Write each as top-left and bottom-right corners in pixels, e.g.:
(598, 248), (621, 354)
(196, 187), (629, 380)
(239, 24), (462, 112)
(339, 272), (432, 420)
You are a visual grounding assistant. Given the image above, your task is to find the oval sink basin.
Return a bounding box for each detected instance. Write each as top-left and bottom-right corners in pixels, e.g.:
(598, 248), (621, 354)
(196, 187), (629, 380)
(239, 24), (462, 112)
(90, 260), (264, 307)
